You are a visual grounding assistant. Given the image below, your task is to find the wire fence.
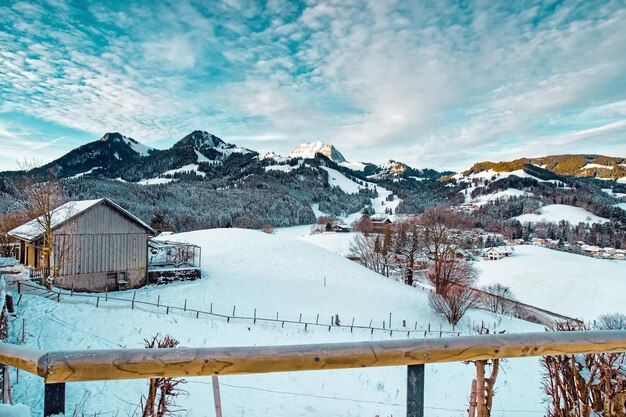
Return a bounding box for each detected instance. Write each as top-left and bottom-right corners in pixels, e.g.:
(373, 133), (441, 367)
(13, 281), (500, 338)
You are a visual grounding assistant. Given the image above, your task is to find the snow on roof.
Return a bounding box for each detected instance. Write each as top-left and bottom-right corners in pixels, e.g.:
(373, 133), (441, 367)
(484, 246), (515, 255)
(8, 198), (154, 241)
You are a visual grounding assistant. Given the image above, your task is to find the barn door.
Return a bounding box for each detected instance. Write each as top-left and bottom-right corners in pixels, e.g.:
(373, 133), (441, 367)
(106, 272), (118, 291)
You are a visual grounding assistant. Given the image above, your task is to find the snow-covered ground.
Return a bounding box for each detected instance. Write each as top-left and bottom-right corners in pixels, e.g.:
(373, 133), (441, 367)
(137, 177), (176, 185)
(477, 245), (626, 321)
(468, 188), (532, 206)
(601, 188), (626, 199)
(275, 225), (357, 256)
(320, 166), (364, 194)
(581, 163), (614, 170)
(513, 204), (609, 225)
(162, 163), (206, 177)
(11, 228), (545, 416)
(318, 165), (401, 222)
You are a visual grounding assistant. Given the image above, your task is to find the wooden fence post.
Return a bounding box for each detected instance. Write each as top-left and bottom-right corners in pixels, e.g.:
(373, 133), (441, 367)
(44, 383), (65, 417)
(253, 308), (257, 324)
(212, 375), (223, 417)
(406, 364), (424, 417)
(2, 365), (12, 404)
(132, 292), (136, 309)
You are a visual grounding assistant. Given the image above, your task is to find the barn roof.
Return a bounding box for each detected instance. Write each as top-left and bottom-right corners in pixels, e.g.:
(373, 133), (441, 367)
(8, 198), (155, 241)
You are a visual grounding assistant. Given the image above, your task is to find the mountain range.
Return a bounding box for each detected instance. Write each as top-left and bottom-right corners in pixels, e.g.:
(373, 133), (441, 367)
(451, 154), (626, 182)
(3, 130), (625, 185)
(1, 130), (625, 235)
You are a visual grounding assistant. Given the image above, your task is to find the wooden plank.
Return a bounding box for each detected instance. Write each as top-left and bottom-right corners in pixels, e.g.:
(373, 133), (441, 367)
(37, 330), (626, 383)
(406, 364), (424, 417)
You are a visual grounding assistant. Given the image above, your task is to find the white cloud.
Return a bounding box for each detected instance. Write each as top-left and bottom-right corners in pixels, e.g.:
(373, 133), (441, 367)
(1, 0), (626, 170)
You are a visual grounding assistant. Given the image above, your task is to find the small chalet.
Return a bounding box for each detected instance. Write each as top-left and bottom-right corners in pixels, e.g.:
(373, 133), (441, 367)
(333, 224), (352, 233)
(371, 217), (393, 233)
(446, 245), (473, 260)
(482, 246), (515, 261)
(8, 198), (155, 292)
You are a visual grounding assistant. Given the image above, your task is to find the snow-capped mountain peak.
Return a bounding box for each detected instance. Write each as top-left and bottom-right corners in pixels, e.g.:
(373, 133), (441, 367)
(99, 132), (153, 156)
(174, 130), (228, 150)
(289, 141), (347, 163)
(379, 159), (408, 175)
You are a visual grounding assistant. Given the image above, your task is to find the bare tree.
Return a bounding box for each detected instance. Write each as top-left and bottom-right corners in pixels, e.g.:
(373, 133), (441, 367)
(420, 208), (456, 293)
(426, 258), (477, 294)
(15, 161), (69, 281)
(353, 216), (374, 235)
(0, 213), (25, 257)
(349, 233), (390, 276)
(480, 284), (516, 315)
(428, 286), (478, 326)
(392, 220), (425, 286)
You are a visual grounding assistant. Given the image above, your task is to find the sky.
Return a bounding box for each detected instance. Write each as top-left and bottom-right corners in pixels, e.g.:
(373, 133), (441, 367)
(1, 0), (626, 171)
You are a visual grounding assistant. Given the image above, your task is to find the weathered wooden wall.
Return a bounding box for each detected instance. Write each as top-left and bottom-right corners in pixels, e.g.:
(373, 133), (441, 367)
(52, 202), (149, 291)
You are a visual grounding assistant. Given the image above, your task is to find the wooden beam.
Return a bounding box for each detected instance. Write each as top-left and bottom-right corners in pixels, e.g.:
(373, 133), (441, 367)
(37, 330), (626, 383)
(0, 343), (45, 377)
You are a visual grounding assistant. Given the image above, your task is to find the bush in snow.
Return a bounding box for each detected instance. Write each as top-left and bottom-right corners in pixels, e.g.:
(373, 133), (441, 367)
(597, 313), (626, 330)
(428, 286), (478, 326)
(542, 320), (626, 417)
(479, 284), (516, 315)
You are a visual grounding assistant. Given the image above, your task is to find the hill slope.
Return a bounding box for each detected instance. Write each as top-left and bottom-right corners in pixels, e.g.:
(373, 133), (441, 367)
(12, 228), (544, 416)
(455, 154), (626, 181)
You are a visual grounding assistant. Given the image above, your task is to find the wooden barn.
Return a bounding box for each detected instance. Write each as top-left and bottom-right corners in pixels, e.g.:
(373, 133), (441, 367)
(8, 198), (155, 292)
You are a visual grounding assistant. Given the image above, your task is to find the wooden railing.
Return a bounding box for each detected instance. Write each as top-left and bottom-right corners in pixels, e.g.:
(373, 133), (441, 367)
(2, 330), (626, 417)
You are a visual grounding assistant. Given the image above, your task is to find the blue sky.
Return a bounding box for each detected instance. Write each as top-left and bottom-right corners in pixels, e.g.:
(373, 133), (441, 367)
(1, 0), (626, 171)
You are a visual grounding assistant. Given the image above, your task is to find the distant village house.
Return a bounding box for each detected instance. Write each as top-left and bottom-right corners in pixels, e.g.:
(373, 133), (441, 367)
(482, 246), (515, 261)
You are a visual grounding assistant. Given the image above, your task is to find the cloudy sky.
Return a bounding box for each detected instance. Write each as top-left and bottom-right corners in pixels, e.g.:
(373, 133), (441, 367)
(1, 0), (626, 171)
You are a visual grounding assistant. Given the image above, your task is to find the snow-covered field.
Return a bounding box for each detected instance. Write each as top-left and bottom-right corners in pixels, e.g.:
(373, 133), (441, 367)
(318, 165), (401, 222)
(477, 245), (626, 320)
(513, 204), (609, 225)
(469, 188), (531, 206)
(11, 228), (545, 417)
